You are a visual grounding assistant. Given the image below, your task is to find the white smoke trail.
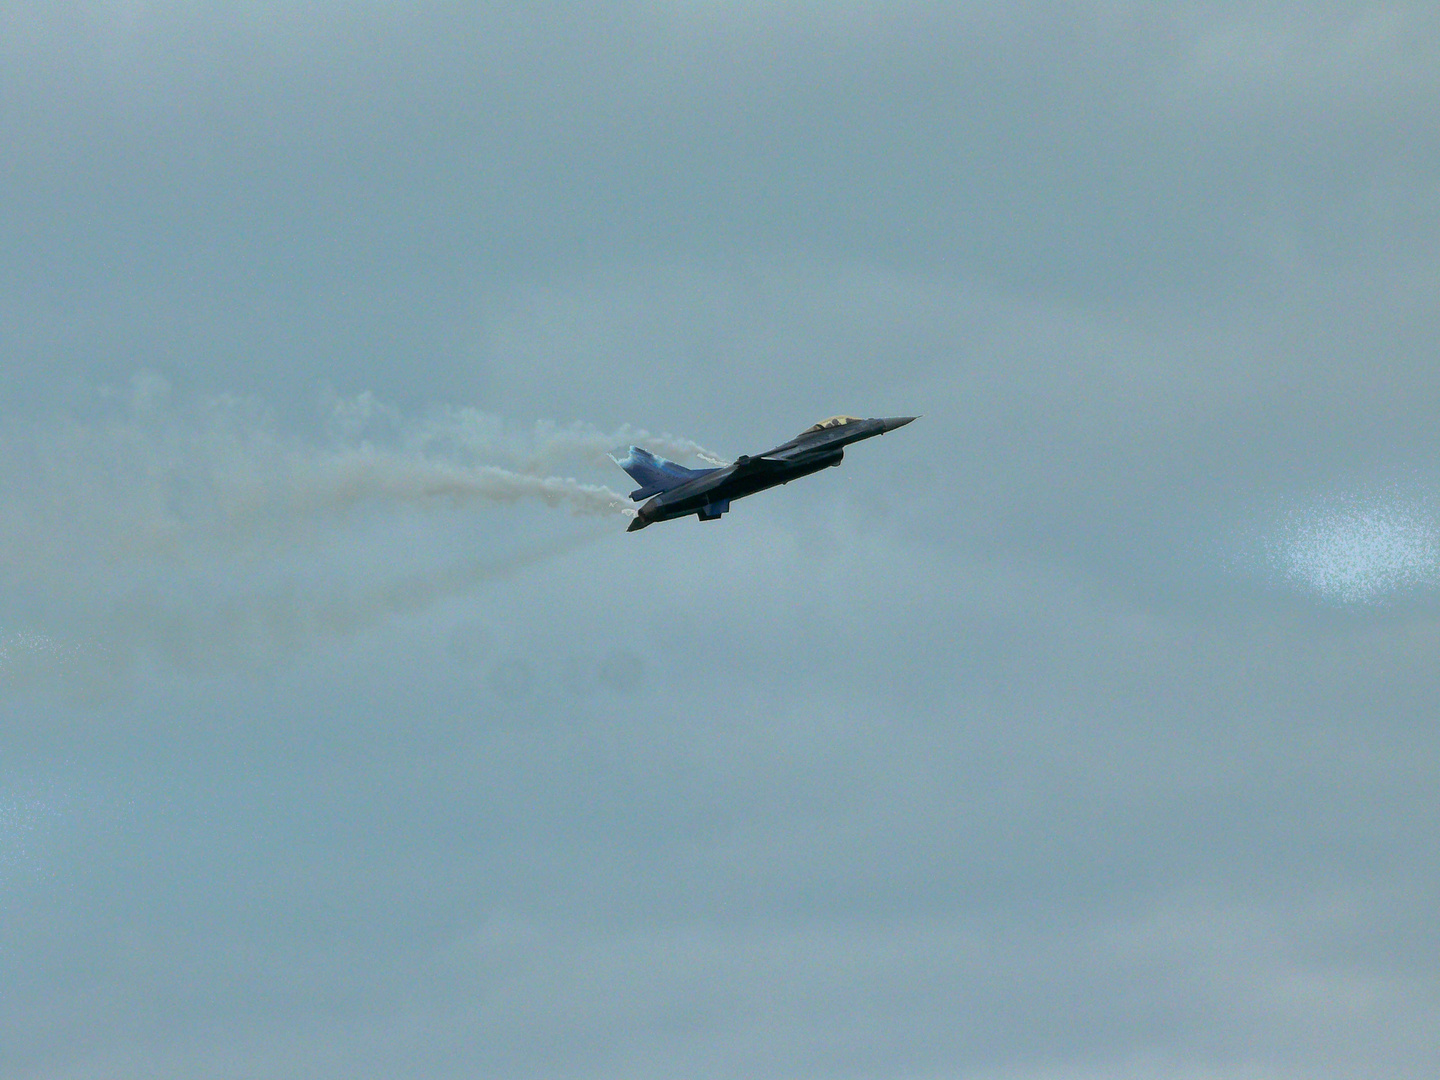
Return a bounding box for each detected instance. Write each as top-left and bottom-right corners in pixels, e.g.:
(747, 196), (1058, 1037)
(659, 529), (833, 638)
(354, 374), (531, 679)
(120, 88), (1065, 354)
(0, 380), (665, 575)
(407, 407), (730, 472)
(0, 377), (697, 690)
(2, 533), (610, 696)
(525, 419), (730, 467)
(228, 447), (636, 527)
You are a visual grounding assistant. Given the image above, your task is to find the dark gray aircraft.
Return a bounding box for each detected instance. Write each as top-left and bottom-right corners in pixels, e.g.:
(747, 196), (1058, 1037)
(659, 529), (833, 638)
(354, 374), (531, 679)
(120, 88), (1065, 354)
(616, 415), (917, 531)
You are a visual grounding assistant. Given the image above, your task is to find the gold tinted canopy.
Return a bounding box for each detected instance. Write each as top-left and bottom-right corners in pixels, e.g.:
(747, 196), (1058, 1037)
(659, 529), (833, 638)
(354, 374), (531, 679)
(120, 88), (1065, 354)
(801, 415), (864, 434)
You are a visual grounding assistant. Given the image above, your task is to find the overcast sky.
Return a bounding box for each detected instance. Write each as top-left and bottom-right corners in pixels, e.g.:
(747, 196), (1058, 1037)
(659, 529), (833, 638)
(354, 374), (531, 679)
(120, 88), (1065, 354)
(3, 3), (1438, 1078)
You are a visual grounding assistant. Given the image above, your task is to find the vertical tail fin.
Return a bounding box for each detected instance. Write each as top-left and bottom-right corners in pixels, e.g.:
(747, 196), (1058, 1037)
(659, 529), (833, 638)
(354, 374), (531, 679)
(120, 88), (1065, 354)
(612, 446), (714, 500)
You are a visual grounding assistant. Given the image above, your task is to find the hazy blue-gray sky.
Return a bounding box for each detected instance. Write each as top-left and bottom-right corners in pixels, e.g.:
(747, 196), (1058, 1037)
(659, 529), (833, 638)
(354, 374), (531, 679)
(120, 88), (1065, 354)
(3, 3), (1438, 1077)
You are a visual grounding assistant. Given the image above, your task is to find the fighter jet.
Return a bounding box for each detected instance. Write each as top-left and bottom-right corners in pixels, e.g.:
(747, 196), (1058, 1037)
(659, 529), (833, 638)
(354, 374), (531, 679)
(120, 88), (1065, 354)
(616, 415), (916, 531)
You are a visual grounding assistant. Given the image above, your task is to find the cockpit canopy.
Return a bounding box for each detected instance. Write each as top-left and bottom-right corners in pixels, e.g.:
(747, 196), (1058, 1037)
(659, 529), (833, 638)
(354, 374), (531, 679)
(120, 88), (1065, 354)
(801, 415), (863, 434)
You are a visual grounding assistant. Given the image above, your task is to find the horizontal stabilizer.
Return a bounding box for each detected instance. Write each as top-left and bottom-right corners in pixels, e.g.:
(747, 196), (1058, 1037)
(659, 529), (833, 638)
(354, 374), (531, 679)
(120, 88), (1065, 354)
(613, 446), (715, 501)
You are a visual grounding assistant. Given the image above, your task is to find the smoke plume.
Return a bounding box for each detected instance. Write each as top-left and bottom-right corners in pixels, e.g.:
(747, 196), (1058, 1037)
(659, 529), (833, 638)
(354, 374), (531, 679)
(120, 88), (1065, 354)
(0, 376), (719, 691)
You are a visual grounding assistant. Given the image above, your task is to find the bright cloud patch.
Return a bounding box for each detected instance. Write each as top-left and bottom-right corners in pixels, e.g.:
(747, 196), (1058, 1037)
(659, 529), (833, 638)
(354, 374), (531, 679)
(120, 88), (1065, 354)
(1265, 490), (1440, 604)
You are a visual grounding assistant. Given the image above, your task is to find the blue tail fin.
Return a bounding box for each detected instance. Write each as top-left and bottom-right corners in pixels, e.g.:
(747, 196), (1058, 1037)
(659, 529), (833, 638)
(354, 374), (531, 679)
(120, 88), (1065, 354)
(613, 446), (714, 501)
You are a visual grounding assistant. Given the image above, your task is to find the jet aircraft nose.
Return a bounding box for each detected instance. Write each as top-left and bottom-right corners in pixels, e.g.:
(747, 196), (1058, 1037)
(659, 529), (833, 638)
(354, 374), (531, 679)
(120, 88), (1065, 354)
(879, 416), (917, 432)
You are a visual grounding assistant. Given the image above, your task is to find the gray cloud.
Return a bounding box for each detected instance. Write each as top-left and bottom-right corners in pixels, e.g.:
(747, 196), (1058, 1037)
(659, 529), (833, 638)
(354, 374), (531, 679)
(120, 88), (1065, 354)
(2, 3), (1437, 1079)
